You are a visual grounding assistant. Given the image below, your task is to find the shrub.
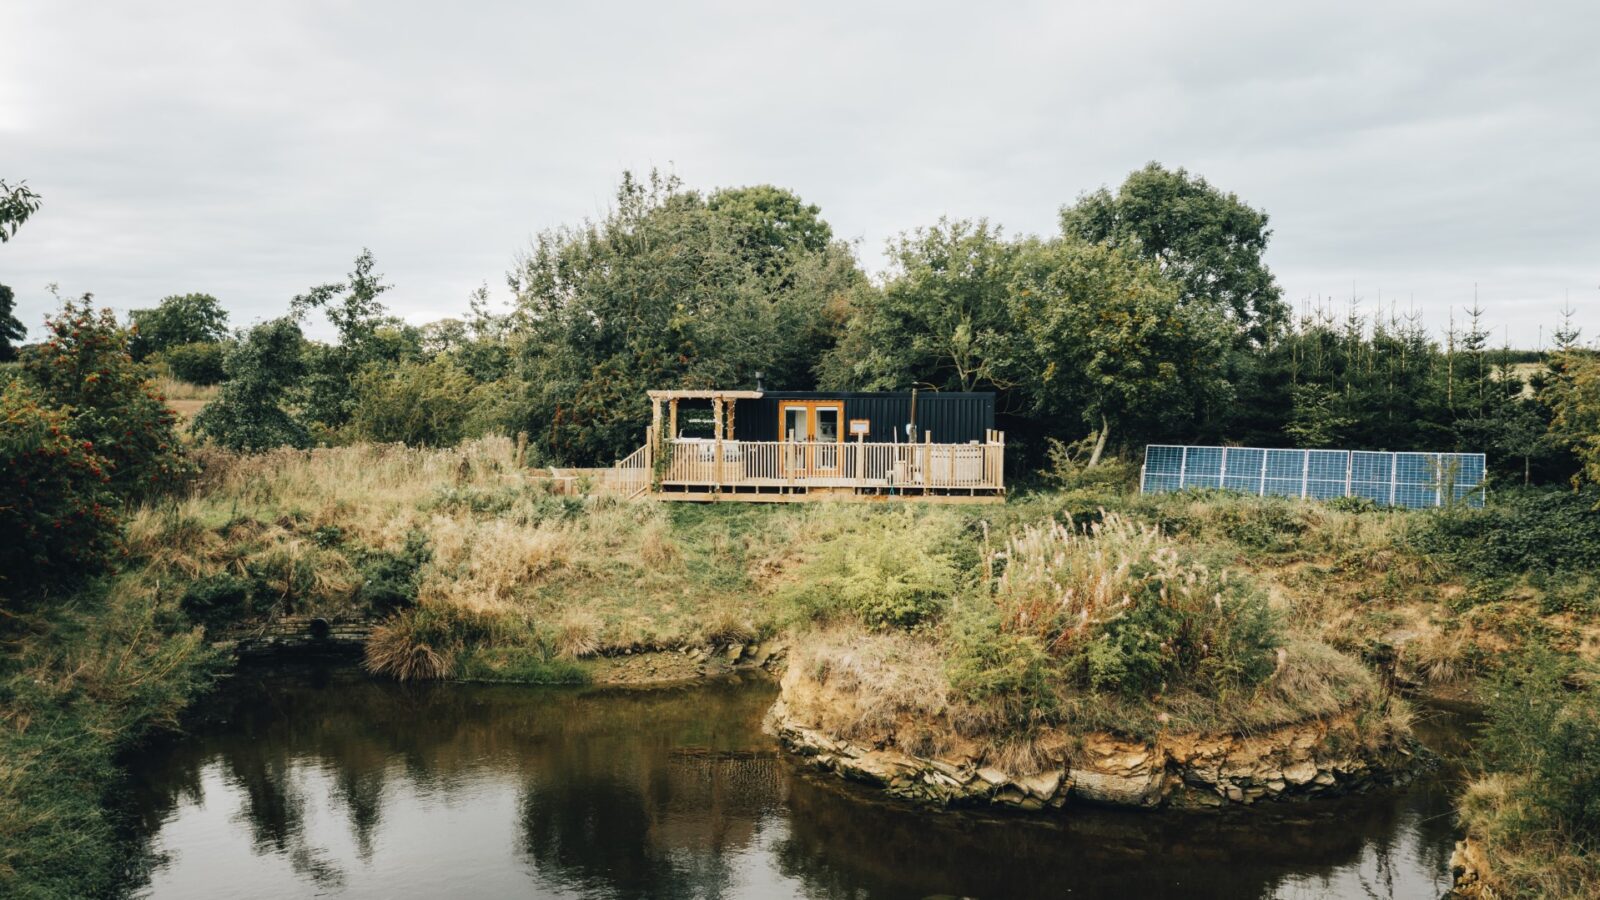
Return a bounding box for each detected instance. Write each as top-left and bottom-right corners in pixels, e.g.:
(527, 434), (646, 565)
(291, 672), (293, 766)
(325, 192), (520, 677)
(1417, 487), (1600, 582)
(0, 379), (120, 604)
(179, 573), (266, 628)
(194, 317), (310, 450)
(21, 296), (193, 499)
(1478, 650), (1600, 844)
(780, 510), (960, 629)
(355, 531), (432, 615)
(157, 340), (229, 385)
(350, 357), (485, 447)
(984, 513), (1280, 696)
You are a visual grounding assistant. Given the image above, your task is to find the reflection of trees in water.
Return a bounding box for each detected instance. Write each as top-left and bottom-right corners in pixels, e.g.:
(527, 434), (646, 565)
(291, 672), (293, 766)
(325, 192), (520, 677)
(516, 747), (787, 900)
(116, 668), (1464, 900)
(772, 768), (1456, 900)
(118, 666), (784, 897)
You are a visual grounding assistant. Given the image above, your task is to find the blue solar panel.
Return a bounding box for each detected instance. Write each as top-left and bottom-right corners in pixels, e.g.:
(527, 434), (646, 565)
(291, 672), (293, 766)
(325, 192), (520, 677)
(1141, 445), (1486, 509)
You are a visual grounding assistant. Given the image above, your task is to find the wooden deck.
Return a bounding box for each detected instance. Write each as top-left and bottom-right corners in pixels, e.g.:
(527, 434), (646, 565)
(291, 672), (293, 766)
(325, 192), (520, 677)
(606, 436), (1005, 503)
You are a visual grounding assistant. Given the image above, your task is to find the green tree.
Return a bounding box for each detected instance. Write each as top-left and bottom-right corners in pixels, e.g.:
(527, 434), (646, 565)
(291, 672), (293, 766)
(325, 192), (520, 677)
(195, 317), (311, 451)
(1014, 238), (1232, 465)
(21, 294), (192, 499)
(0, 282), (25, 361)
(820, 219), (1023, 395)
(1061, 162), (1286, 344)
(127, 293), (230, 360)
(0, 178), (42, 242)
(291, 249), (406, 430)
(510, 171), (859, 464)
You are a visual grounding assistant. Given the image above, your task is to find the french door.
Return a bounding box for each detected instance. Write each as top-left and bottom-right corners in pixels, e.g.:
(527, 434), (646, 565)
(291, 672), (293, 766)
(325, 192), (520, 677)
(779, 401), (844, 477)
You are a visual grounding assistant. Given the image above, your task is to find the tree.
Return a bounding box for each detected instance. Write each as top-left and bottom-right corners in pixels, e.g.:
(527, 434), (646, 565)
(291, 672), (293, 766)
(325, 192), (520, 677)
(291, 249), (404, 430)
(0, 179), (42, 242)
(21, 294), (192, 499)
(1013, 238), (1233, 465)
(194, 318), (311, 451)
(1061, 163), (1286, 344)
(350, 357), (486, 447)
(1547, 353), (1600, 490)
(509, 171), (859, 464)
(127, 293), (230, 360)
(820, 219), (1023, 395)
(0, 282), (25, 362)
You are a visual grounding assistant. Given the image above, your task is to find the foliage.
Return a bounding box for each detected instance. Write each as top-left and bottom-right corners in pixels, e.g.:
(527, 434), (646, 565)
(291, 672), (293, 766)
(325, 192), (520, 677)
(156, 340), (229, 385)
(820, 219), (1023, 395)
(291, 249), (411, 429)
(1014, 237), (1233, 455)
(1476, 650), (1600, 848)
(0, 583), (217, 899)
(0, 178), (42, 242)
(1548, 352), (1600, 489)
(349, 356), (488, 447)
(779, 509), (961, 630)
(1414, 486), (1600, 582)
(178, 573), (269, 629)
(1060, 162), (1286, 344)
(19, 295), (192, 499)
(0, 283), (25, 362)
(0, 379), (121, 605)
(194, 317), (310, 450)
(354, 531), (431, 615)
(127, 293), (229, 360)
(509, 170), (859, 465)
(982, 514), (1280, 696)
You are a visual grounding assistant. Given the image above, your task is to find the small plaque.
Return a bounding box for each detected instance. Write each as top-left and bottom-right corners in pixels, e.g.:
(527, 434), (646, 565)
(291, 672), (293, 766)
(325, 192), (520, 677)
(849, 419), (870, 436)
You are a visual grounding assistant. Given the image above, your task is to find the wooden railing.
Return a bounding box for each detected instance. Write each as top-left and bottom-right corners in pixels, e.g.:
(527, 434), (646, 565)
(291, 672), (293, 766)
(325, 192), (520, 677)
(610, 442), (653, 497)
(658, 438), (1004, 492)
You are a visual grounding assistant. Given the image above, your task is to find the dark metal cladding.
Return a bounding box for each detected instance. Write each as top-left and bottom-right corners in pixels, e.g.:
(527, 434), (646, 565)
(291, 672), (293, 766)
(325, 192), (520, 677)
(730, 392), (995, 444)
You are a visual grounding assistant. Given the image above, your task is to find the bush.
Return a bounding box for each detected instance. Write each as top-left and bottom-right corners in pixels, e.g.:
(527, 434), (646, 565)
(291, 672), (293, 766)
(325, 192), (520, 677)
(1417, 487), (1600, 582)
(21, 296), (193, 499)
(179, 573), (267, 628)
(194, 317), (310, 450)
(350, 357), (496, 447)
(355, 531), (432, 615)
(780, 510), (960, 629)
(1478, 650), (1600, 844)
(157, 340), (229, 385)
(0, 379), (121, 604)
(984, 513), (1280, 696)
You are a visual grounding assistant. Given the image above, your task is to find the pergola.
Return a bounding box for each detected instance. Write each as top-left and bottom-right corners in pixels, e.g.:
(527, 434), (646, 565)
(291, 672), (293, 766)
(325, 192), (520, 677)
(646, 389), (763, 445)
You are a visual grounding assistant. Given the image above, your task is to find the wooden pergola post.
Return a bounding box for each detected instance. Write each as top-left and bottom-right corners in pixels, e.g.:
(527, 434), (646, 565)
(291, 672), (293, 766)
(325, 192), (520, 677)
(713, 397), (724, 492)
(668, 399), (679, 441)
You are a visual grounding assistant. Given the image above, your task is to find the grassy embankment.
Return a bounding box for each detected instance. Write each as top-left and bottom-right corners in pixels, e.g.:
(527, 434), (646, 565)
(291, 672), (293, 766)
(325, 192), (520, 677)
(8, 433), (1599, 896)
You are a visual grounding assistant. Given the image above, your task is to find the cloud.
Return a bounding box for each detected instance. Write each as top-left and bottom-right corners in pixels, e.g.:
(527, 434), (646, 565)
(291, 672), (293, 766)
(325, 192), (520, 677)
(1, 0), (1595, 345)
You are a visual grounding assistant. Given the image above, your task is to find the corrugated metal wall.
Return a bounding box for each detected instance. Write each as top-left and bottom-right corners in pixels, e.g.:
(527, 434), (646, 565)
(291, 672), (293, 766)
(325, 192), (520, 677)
(730, 392), (994, 443)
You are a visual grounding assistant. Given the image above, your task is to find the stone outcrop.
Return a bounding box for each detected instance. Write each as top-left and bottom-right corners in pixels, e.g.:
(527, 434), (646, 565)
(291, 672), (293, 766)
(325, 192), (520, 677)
(1447, 837), (1501, 899)
(765, 680), (1413, 811)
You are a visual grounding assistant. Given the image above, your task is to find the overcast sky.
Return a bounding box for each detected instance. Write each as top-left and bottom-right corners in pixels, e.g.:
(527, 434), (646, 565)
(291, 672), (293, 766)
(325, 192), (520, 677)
(2, 0), (1596, 347)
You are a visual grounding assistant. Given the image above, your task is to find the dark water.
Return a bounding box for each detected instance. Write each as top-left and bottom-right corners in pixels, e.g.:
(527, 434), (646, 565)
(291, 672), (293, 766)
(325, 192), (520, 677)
(116, 666), (1474, 899)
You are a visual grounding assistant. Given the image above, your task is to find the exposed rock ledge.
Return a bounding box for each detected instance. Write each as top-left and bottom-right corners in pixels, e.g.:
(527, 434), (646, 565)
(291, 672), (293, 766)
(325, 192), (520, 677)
(1447, 837), (1500, 899)
(764, 694), (1414, 811)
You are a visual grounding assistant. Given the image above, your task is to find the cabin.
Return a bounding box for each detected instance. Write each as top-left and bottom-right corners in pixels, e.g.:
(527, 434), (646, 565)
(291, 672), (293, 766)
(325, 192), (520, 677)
(607, 389), (1005, 503)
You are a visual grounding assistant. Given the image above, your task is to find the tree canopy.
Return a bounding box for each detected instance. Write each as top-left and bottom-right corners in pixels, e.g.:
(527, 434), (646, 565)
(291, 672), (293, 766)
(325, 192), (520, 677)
(128, 293), (230, 360)
(1061, 163), (1286, 345)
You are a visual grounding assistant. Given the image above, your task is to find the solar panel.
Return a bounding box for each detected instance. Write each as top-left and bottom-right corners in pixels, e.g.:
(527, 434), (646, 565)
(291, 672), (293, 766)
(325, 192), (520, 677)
(1140, 444), (1487, 509)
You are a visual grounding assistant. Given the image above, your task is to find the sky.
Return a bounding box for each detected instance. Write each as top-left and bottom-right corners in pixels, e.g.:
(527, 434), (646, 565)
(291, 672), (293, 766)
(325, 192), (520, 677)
(2, 0), (1596, 347)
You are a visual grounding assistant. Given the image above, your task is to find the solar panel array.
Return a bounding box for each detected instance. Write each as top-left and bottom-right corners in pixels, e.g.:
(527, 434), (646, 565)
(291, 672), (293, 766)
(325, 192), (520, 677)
(1141, 445), (1486, 509)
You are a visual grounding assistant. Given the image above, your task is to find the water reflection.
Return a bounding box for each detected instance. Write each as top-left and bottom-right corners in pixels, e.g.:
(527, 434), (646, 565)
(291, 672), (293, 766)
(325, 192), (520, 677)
(117, 665), (1467, 899)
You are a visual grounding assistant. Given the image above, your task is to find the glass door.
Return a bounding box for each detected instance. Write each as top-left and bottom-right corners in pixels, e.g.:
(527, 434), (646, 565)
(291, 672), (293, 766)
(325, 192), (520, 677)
(811, 404), (842, 475)
(777, 401), (844, 477)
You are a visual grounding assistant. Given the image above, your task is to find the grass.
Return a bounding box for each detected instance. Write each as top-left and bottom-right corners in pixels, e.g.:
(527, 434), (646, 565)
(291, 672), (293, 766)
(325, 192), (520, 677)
(0, 581), (219, 898)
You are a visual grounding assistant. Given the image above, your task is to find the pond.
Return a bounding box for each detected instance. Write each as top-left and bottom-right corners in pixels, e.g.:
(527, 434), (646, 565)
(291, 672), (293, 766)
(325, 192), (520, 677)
(116, 665), (1473, 899)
